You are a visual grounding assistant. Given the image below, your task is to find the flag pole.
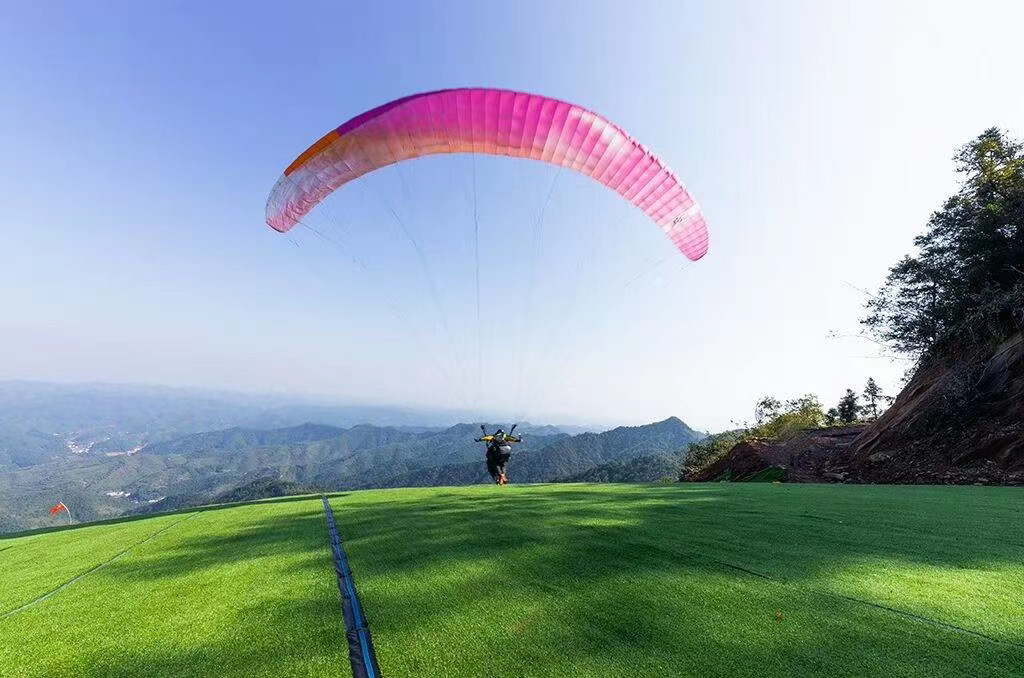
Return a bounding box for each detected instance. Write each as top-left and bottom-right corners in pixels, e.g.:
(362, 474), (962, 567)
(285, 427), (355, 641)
(51, 501), (73, 525)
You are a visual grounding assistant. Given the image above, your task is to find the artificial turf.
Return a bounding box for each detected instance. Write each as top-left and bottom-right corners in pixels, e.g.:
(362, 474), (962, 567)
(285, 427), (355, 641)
(0, 513), (187, 616)
(0, 496), (348, 678)
(1, 484), (1021, 677)
(331, 483), (1024, 677)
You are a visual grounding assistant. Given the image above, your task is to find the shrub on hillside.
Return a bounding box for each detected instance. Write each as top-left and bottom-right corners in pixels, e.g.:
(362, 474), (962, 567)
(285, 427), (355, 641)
(682, 395), (827, 477)
(681, 431), (744, 477)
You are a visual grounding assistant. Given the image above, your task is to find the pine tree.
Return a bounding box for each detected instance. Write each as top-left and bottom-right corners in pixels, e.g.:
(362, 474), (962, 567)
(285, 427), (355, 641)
(862, 378), (885, 420)
(837, 389), (860, 424)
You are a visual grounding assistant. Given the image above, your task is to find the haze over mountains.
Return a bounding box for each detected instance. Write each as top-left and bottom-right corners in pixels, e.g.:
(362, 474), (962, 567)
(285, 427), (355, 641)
(0, 382), (704, 534)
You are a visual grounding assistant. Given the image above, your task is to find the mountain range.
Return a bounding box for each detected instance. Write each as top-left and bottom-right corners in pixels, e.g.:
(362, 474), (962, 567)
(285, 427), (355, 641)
(0, 382), (703, 534)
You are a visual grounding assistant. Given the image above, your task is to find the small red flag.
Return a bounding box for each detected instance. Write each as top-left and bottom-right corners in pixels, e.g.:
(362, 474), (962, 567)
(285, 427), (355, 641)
(49, 501), (67, 516)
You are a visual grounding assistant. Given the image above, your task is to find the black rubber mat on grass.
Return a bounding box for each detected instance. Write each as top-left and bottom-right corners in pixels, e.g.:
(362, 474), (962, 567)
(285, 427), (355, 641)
(323, 495), (382, 678)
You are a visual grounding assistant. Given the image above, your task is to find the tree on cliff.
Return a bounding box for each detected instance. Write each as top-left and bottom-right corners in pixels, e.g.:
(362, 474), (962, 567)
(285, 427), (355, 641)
(863, 128), (1024, 357)
(837, 389), (861, 424)
(862, 377), (887, 420)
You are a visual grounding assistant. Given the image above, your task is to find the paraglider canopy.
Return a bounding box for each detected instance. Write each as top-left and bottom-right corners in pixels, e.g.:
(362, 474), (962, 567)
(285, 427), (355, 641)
(266, 88), (708, 260)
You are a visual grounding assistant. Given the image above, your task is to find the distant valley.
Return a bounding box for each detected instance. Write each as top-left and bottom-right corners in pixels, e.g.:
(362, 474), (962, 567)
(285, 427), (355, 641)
(0, 382), (703, 534)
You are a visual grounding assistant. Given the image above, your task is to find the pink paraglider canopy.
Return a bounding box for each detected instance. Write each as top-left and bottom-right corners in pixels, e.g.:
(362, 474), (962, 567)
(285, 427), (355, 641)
(266, 88), (708, 261)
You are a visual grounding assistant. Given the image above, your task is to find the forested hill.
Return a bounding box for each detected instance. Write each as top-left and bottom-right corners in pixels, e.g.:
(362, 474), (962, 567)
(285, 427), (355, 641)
(556, 453), (688, 483)
(373, 418), (704, 488)
(140, 423), (356, 456)
(0, 381), (509, 470)
(680, 129), (1024, 487)
(513, 417), (702, 480)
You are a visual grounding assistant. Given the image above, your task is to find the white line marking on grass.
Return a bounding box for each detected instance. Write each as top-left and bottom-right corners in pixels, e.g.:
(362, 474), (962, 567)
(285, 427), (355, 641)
(698, 552), (1024, 649)
(0, 512), (200, 620)
(834, 594), (1024, 649)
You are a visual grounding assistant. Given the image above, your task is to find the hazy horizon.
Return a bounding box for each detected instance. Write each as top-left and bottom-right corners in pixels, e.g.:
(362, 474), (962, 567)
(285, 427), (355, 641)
(0, 377), (635, 431)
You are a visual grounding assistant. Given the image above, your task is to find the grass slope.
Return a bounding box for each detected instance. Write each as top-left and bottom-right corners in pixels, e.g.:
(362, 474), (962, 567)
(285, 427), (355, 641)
(2, 484), (1022, 677)
(0, 496), (348, 678)
(332, 484), (1024, 677)
(0, 514), (188, 616)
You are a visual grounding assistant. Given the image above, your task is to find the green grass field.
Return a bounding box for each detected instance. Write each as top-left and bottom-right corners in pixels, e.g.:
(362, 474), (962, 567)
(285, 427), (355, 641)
(1, 497), (347, 678)
(2, 484), (1022, 677)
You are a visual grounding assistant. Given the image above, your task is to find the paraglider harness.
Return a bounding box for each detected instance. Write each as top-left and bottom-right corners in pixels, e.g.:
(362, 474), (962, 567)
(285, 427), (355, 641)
(475, 424), (521, 485)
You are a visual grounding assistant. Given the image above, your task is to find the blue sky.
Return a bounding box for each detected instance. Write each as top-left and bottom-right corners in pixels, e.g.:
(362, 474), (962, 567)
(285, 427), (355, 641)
(1, 1), (1022, 430)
